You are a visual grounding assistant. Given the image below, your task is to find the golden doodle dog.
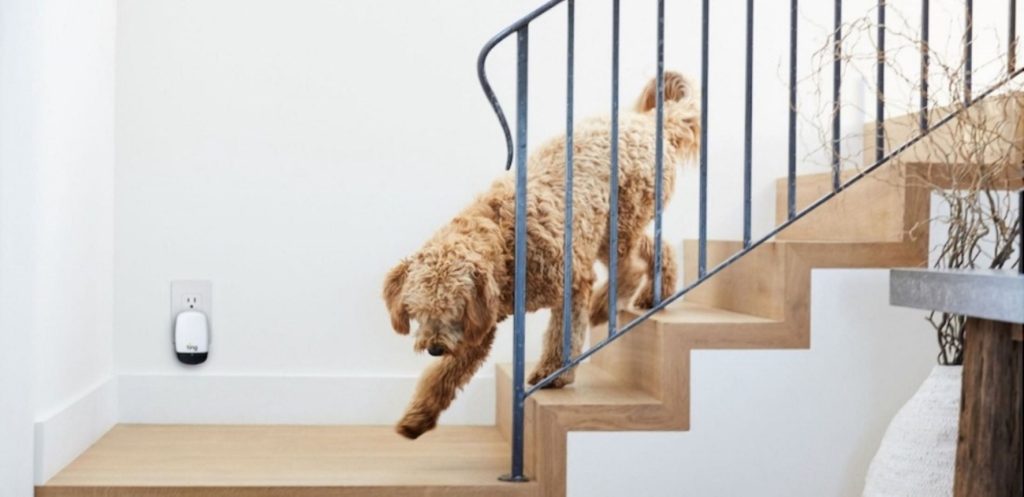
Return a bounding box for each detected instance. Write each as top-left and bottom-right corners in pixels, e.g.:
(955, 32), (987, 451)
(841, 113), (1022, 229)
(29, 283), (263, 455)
(383, 71), (700, 439)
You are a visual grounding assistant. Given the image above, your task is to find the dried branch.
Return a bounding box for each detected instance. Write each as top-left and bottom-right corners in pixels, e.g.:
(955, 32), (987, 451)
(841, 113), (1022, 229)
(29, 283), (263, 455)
(799, 5), (1023, 365)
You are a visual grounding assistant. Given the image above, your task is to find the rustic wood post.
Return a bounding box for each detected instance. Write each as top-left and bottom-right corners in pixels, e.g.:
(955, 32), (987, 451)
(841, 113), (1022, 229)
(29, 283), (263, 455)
(953, 318), (1024, 497)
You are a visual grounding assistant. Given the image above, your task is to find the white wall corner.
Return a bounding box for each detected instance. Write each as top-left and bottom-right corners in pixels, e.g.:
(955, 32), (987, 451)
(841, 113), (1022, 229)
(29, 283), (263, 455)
(117, 373), (495, 426)
(33, 376), (118, 485)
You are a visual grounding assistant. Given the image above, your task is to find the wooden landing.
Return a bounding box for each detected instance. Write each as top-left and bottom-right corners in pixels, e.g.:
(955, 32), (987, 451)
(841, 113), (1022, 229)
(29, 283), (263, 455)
(37, 425), (535, 497)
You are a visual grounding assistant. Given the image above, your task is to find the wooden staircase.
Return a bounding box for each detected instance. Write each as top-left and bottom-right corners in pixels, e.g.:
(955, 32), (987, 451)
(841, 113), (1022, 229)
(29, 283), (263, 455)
(495, 162), (932, 497)
(488, 91), (1021, 496)
(38, 95), (1022, 497)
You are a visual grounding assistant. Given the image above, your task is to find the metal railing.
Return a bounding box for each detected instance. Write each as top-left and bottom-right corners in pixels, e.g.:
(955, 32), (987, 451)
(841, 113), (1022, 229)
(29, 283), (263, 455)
(477, 0), (1023, 482)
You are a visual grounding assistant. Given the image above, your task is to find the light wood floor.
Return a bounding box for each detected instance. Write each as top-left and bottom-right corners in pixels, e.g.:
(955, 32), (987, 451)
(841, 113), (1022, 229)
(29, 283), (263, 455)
(38, 424), (536, 497)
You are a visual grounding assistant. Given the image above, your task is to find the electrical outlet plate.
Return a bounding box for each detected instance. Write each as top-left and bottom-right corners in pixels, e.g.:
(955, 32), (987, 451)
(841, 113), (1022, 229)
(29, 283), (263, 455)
(171, 280), (212, 320)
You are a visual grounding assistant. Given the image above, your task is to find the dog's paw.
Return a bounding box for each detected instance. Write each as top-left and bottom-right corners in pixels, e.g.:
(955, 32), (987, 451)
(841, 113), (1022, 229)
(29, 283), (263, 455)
(528, 363), (575, 389)
(396, 410), (438, 440)
(634, 297), (654, 310)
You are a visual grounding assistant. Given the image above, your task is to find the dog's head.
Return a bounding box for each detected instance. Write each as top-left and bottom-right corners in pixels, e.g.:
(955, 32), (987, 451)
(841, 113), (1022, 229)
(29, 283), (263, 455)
(383, 248), (498, 357)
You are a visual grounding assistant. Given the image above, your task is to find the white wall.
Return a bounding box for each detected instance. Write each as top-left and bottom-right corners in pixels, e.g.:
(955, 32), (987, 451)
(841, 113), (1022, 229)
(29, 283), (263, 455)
(0, 0), (117, 491)
(29, 0), (116, 421)
(111, 0), (1016, 411)
(113, 0), (541, 424)
(113, 0), (1018, 375)
(0, 2), (44, 493)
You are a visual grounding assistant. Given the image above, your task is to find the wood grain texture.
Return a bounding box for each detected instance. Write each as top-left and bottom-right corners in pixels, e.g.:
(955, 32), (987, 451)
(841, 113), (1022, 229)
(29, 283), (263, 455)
(774, 166), (926, 244)
(682, 240), (787, 320)
(38, 425), (535, 497)
(953, 319), (1024, 497)
(863, 92), (1023, 166)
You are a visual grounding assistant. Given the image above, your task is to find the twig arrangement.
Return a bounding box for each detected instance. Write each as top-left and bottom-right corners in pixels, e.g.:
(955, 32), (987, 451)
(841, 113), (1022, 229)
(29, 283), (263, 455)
(800, 4), (1022, 365)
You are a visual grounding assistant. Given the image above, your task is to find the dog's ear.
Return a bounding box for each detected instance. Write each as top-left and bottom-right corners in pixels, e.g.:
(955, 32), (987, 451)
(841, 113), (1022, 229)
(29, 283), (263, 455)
(383, 260), (411, 334)
(462, 265), (498, 346)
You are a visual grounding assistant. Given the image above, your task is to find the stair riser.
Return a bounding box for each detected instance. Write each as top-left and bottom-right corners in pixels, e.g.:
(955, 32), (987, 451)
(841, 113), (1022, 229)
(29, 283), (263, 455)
(588, 318), (666, 397)
(774, 166), (918, 243)
(682, 240), (787, 321)
(863, 94), (1023, 166)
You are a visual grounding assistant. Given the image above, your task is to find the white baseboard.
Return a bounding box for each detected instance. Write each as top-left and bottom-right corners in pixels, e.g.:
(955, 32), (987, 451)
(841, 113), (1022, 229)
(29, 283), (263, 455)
(33, 376), (118, 484)
(117, 373), (495, 426)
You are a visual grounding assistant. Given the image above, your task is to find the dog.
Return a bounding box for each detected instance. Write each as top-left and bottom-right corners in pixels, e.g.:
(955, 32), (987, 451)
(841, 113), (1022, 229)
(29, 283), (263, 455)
(383, 72), (700, 439)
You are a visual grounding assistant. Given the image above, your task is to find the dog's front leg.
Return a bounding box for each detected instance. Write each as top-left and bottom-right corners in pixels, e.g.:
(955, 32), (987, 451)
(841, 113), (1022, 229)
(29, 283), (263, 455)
(529, 283), (591, 388)
(396, 327), (495, 439)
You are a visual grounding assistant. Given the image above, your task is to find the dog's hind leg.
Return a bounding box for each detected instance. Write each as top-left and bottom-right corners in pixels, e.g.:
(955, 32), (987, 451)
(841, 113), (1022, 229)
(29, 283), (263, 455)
(530, 278), (592, 388)
(589, 241), (647, 326)
(396, 327), (495, 439)
(634, 235), (678, 310)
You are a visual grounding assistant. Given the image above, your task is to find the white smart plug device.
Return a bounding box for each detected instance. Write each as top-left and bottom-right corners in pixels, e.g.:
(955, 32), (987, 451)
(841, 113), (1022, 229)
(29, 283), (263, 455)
(174, 310), (209, 365)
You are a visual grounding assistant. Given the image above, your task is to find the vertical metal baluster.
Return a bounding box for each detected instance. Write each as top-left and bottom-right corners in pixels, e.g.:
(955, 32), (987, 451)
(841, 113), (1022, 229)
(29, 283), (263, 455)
(699, 0), (710, 277)
(788, 0), (798, 220)
(876, 0), (885, 162)
(501, 26), (529, 484)
(965, 0), (973, 104)
(832, 0), (842, 191)
(1010, 0), (1017, 74)
(562, 0), (575, 367)
(608, 0), (621, 338)
(653, 0), (665, 303)
(743, 0), (754, 247)
(921, 0), (930, 132)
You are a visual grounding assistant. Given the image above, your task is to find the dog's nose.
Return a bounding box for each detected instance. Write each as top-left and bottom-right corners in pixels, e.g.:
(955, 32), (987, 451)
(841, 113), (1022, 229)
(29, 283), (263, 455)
(427, 345), (445, 357)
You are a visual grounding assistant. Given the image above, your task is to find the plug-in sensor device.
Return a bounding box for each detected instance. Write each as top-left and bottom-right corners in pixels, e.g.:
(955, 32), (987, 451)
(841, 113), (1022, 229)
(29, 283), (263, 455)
(174, 310), (209, 365)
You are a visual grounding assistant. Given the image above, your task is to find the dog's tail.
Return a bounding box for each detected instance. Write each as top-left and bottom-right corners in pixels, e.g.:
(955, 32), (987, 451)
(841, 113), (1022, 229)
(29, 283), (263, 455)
(634, 71), (695, 112)
(634, 71), (700, 162)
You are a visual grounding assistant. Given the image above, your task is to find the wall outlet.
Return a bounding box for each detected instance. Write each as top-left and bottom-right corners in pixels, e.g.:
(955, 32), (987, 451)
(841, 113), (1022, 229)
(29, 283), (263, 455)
(171, 280), (211, 319)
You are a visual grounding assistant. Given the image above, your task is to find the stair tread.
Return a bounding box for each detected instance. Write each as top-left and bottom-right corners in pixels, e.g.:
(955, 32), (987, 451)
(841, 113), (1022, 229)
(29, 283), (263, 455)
(631, 300), (780, 325)
(683, 237), (915, 246)
(41, 424), (534, 496)
(497, 363), (660, 408)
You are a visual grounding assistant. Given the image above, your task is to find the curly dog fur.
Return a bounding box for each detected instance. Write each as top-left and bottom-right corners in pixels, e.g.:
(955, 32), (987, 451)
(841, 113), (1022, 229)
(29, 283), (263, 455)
(383, 72), (700, 439)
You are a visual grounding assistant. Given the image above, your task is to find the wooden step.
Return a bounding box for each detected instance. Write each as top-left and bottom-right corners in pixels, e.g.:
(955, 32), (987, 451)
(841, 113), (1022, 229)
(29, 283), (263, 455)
(862, 91), (1023, 167)
(594, 301), (782, 401)
(682, 239), (926, 319)
(773, 165), (930, 244)
(498, 363), (660, 411)
(495, 362), (678, 497)
(496, 362), (670, 456)
(38, 425), (536, 497)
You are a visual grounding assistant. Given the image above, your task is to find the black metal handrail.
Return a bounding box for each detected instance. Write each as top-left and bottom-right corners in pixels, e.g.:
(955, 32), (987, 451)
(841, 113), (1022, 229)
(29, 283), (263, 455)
(477, 0), (566, 173)
(477, 0), (1022, 482)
